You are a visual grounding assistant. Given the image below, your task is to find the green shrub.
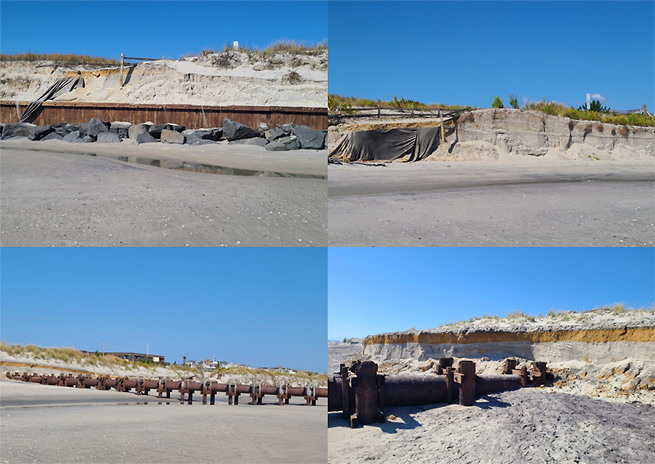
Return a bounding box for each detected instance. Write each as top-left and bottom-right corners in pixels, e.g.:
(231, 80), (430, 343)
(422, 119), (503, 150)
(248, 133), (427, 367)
(578, 100), (609, 113)
(509, 94), (519, 109)
(491, 96), (504, 108)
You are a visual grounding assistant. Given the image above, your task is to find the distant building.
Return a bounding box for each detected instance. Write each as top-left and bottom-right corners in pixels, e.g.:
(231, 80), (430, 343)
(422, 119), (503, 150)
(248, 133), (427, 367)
(613, 105), (651, 117)
(106, 352), (165, 363)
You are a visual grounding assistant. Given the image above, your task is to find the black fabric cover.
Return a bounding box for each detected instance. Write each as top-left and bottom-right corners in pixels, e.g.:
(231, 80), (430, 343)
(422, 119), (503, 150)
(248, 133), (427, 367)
(19, 76), (85, 123)
(329, 126), (442, 162)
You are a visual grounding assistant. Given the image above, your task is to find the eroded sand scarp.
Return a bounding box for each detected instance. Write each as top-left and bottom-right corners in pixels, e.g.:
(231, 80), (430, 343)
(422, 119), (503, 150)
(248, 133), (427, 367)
(0, 49), (327, 107)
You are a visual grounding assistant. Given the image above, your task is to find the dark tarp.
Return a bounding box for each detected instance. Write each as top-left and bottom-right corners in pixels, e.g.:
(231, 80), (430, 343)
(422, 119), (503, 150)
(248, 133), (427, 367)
(19, 76), (84, 123)
(328, 126), (444, 162)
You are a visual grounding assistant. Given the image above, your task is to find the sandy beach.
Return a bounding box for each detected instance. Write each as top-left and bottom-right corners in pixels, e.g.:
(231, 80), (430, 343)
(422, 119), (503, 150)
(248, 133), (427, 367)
(328, 160), (654, 246)
(1, 380), (326, 464)
(0, 143), (326, 246)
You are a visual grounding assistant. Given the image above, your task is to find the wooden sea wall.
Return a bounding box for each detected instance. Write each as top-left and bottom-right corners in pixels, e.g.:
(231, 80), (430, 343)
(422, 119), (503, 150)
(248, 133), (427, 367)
(0, 101), (327, 130)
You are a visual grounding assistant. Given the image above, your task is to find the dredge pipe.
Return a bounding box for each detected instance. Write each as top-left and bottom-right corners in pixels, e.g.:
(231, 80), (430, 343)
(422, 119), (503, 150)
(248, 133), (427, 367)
(385, 375), (448, 407)
(476, 374), (522, 395)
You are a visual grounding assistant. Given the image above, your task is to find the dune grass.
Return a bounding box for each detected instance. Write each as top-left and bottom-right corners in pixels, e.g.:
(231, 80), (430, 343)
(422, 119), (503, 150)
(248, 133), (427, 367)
(0, 53), (120, 66)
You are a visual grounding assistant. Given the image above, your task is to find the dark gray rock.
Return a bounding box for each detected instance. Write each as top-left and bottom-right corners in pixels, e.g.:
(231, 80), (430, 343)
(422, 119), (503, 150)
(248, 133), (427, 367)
(281, 124), (294, 135)
(87, 118), (109, 137)
(63, 131), (81, 142)
(41, 132), (64, 141)
(82, 135), (95, 143)
(135, 132), (158, 144)
(97, 132), (121, 143)
(160, 129), (185, 144)
(110, 121), (131, 138)
(52, 123), (78, 137)
(0, 123), (5, 136)
(268, 126), (287, 141)
(229, 137), (269, 147)
(201, 128), (223, 141)
(265, 135), (300, 151)
(291, 125), (327, 149)
(2, 123), (53, 140)
(128, 123), (150, 139)
(168, 123), (187, 133)
(148, 124), (179, 139)
(79, 122), (90, 135)
(222, 118), (260, 141)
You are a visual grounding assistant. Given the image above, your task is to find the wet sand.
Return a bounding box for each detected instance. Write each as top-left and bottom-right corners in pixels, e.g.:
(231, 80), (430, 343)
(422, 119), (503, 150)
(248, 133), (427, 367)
(328, 160), (655, 246)
(1, 147), (326, 246)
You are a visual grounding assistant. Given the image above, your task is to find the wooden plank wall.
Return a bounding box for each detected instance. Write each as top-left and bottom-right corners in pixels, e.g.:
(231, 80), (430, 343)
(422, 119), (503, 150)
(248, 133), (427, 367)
(0, 101), (327, 129)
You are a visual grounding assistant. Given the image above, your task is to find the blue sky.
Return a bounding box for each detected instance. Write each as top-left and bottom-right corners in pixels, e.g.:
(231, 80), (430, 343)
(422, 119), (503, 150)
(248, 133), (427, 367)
(329, 1), (654, 111)
(328, 248), (655, 340)
(0, 1), (327, 59)
(0, 248), (327, 373)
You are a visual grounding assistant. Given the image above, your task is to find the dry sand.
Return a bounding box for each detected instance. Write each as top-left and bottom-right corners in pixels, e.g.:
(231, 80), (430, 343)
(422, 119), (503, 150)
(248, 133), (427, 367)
(1, 380), (326, 464)
(328, 388), (654, 464)
(0, 49), (327, 107)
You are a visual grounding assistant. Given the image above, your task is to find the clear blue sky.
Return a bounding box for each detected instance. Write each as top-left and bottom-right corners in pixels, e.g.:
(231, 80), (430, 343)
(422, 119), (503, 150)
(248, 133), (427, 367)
(0, 1), (327, 59)
(328, 1), (654, 111)
(328, 248), (655, 340)
(0, 248), (327, 373)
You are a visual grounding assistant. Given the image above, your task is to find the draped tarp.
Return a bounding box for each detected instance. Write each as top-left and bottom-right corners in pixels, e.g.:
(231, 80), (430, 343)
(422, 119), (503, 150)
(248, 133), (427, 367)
(328, 126), (443, 162)
(19, 76), (84, 123)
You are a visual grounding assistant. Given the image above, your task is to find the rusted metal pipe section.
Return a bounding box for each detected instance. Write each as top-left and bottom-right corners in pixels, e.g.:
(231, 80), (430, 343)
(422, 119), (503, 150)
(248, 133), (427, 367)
(329, 358), (550, 426)
(5, 371), (327, 406)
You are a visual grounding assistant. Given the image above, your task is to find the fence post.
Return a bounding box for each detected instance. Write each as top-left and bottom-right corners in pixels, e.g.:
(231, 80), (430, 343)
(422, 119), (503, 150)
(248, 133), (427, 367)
(120, 53), (124, 87)
(439, 107), (445, 143)
(377, 104), (380, 118)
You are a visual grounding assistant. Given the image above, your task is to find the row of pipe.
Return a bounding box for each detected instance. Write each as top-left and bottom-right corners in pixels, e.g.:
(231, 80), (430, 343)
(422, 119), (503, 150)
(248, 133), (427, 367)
(328, 358), (551, 427)
(6, 372), (327, 406)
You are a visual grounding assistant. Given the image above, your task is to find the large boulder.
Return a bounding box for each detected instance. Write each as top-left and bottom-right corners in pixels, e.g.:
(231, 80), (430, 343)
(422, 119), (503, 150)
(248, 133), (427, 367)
(135, 132), (157, 144)
(222, 118), (260, 141)
(41, 132), (64, 141)
(148, 124), (173, 139)
(2, 123), (53, 140)
(51, 123), (78, 137)
(265, 135), (300, 151)
(128, 123), (150, 139)
(267, 126), (287, 141)
(87, 118), (109, 137)
(291, 125), (327, 149)
(96, 132), (121, 143)
(63, 130), (82, 142)
(110, 121), (131, 139)
(160, 129), (185, 144)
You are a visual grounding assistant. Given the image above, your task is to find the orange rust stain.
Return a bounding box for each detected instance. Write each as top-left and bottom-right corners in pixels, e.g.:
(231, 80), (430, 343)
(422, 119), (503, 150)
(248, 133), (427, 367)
(362, 327), (655, 346)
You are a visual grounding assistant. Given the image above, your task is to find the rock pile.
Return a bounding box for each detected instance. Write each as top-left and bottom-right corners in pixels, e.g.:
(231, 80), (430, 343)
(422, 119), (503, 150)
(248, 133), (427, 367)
(0, 117), (327, 151)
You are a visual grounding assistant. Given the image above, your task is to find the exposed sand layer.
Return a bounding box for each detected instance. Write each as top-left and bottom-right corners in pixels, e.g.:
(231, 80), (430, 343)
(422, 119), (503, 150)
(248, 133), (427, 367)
(328, 389), (654, 464)
(0, 49), (327, 107)
(331, 309), (655, 403)
(329, 109), (655, 162)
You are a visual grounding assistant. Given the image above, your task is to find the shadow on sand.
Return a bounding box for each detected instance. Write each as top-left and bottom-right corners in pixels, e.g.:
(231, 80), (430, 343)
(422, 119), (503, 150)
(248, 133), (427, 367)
(328, 394), (512, 433)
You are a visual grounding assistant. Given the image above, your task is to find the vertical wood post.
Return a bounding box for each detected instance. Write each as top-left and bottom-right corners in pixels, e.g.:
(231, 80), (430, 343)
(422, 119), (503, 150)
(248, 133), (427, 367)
(120, 53), (124, 87)
(439, 107), (445, 143)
